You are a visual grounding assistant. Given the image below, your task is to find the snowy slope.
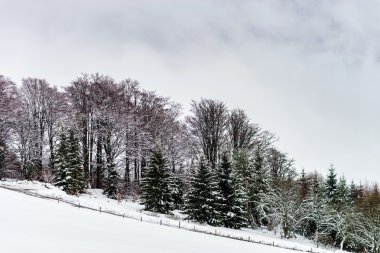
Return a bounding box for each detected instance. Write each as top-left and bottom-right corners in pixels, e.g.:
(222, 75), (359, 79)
(0, 180), (341, 253)
(1, 188), (305, 253)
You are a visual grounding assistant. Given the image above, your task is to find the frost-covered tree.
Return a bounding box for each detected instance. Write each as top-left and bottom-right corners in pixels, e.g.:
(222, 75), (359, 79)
(261, 185), (309, 239)
(103, 167), (119, 199)
(18, 78), (52, 180)
(172, 175), (185, 210)
(54, 131), (69, 189)
(266, 148), (296, 185)
(140, 146), (173, 214)
(325, 164), (338, 204)
(302, 174), (335, 244)
(54, 129), (84, 195)
(217, 153), (247, 229)
(354, 208), (380, 253)
(184, 158), (220, 225)
(248, 149), (270, 227)
(298, 169), (309, 200)
(0, 75), (19, 179)
(331, 206), (362, 251)
(335, 176), (350, 209)
(67, 129), (84, 194)
(187, 99), (228, 169)
(66, 74), (94, 186)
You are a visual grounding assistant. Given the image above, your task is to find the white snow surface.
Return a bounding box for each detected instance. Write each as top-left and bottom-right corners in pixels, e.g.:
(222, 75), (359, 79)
(0, 179), (342, 253)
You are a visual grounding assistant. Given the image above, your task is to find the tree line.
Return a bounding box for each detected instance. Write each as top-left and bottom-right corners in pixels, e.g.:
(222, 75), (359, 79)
(0, 73), (379, 252)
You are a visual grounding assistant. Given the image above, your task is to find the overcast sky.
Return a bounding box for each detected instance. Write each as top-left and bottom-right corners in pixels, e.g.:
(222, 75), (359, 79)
(1, 0), (379, 183)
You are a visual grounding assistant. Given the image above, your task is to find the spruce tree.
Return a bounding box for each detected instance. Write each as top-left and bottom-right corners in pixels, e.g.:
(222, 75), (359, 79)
(232, 149), (250, 188)
(325, 164), (338, 204)
(140, 146), (173, 214)
(103, 166), (119, 199)
(184, 158), (219, 225)
(349, 180), (359, 203)
(218, 153), (247, 228)
(335, 176), (350, 208)
(303, 173), (330, 244)
(298, 169), (309, 200)
(172, 176), (185, 210)
(54, 129), (85, 195)
(247, 149), (270, 227)
(67, 129), (84, 194)
(54, 131), (69, 189)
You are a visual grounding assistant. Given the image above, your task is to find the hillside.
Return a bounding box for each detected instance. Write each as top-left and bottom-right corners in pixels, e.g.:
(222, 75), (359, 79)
(0, 180), (339, 253)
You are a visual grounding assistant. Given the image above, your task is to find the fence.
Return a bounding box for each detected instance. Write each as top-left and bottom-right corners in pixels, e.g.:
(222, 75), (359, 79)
(0, 185), (333, 253)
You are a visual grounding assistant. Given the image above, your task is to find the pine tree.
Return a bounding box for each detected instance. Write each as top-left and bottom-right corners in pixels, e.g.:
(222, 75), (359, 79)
(140, 146), (173, 214)
(184, 158), (220, 225)
(217, 153), (247, 228)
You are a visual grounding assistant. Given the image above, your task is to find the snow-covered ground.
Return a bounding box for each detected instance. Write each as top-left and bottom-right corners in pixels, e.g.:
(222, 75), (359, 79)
(0, 179), (341, 253)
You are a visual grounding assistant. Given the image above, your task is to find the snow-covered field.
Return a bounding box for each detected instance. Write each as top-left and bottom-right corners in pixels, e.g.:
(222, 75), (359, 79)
(0, 180), (341, 253)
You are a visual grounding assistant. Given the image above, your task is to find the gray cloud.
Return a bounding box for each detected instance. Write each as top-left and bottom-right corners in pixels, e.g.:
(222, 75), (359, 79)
(1, 0), (379, 183)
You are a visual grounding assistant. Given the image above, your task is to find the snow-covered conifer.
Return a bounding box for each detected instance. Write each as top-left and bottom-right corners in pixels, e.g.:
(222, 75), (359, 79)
(184, 158), (220, 225)
(217, 152), (247, 228)
(140, 146), (173, 214)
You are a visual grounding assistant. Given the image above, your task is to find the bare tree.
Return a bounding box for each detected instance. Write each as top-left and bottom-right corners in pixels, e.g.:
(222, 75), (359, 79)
(228, 108), (261, 152)
(66, 74), (94, 186)
(0, 75), (19, 178)
(187, 99), (228, 169)
(17, 78), (50, 180)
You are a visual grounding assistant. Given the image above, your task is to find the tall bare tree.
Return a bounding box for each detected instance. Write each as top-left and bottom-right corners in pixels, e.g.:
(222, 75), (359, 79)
(187, 99), (228, 169)
(0, 75), (19, 178)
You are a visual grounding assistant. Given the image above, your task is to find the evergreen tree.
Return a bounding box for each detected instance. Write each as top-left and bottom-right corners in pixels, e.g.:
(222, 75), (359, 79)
(301, 173), (335, 245)
(217, 153), (247, 228)
(54, 131), (69, 189)
(53, 129), (84, 195)
(140, 146), (173, 214)
(232, 149), (250, 188)
(103, 167), (119, 199)
(67, 129), (84, 194)
(248, 149), (270, 227)
(184, 158), (220, 225)
(172, 175), (185, 210)
(349, 180), (358, 203)
(325, 164), (338, 204)
(335, 176), (350, 208)
(298, 169), (309, 200)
